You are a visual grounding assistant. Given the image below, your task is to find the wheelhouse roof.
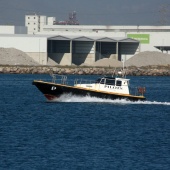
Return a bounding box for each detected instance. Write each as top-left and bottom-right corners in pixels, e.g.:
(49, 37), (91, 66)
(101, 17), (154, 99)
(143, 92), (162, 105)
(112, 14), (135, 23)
(103, 77), (115, 79)
(100, 76), (130, 81)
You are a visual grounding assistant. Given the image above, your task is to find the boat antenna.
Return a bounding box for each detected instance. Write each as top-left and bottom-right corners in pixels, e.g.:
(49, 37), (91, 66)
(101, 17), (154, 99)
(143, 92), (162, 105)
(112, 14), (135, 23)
(112, 67), (117, 77)
(122, 58), (126, 78)
(122, 58), (125, 71)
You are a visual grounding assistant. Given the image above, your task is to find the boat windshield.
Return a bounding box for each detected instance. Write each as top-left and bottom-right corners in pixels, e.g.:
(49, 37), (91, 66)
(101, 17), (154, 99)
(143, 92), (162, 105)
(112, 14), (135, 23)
(95, 77), (116, 85)
(95, 78), (105, 84)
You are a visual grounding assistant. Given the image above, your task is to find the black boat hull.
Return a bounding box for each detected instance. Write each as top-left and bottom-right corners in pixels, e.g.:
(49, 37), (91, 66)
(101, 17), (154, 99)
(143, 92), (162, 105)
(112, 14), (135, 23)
(32, 80), (146, 101)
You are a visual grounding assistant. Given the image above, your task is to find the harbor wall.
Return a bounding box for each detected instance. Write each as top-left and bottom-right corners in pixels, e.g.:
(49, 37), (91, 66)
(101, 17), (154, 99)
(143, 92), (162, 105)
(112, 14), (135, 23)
(0, 65), (170, 76)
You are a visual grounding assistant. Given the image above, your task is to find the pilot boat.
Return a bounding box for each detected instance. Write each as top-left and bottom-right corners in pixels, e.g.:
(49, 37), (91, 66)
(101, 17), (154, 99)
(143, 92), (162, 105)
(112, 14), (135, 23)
(32, 73), (146, 101)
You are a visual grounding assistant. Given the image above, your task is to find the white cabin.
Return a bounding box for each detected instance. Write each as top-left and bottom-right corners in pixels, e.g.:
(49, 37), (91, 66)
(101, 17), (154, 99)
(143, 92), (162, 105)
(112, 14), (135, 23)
(74, 77), (130, 95)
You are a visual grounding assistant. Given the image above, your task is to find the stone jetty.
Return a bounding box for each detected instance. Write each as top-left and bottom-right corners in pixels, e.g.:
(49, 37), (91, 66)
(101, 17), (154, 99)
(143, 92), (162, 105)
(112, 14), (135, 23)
(0, 65), (170, 76)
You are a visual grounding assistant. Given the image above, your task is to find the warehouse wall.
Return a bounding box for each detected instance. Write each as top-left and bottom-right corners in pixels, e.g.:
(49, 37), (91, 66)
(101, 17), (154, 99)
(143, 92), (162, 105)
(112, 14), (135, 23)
(1, 26), (170, 66)
(123, 32), (170, 53)
(48, 53), (72, 65)
(0, 26), (27, 34)
(72, 53), (95, 65)
(72, 41), (95, 65)
(26, 52), (48, 65)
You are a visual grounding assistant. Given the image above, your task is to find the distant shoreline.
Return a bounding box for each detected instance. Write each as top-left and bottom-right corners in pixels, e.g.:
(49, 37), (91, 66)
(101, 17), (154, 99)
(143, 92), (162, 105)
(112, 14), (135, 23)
(0, 65), (170, 76)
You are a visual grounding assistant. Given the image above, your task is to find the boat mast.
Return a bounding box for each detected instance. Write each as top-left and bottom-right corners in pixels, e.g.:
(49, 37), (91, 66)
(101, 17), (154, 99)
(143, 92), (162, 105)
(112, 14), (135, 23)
(121, 58), (126, 78)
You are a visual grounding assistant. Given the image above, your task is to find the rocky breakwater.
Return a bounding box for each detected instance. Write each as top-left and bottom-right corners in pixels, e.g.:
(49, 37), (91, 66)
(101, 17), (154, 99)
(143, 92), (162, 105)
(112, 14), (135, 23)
(0, 65), (170, 76)
(125, 65), (170, 76)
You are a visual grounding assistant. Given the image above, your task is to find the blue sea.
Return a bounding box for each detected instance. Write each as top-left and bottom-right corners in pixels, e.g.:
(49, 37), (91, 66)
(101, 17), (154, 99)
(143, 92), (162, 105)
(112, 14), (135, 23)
(0, 74), (170, 170)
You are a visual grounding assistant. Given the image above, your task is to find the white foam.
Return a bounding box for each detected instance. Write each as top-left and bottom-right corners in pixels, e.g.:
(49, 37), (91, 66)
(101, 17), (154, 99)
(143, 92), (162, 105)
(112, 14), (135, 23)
(50, 94), (170, 105)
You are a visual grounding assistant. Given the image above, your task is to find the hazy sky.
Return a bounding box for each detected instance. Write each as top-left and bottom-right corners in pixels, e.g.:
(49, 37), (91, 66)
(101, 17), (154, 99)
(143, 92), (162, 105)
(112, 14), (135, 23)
(0, 0), (170, 26)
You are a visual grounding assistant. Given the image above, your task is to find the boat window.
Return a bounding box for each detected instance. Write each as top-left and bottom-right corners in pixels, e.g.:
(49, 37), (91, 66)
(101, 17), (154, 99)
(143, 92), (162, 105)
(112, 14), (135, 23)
(95, 78), (105, 84)
(116, 80), (122, 86)
(100, 78), (105, 84)
(105, 79), (115, 85)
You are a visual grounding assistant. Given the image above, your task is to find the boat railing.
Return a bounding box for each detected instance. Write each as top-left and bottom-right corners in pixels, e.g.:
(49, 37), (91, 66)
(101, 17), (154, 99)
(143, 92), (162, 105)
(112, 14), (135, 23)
(74, 79), (96, 86)
(129, 86), (146, 96)
(50, 74), (68, 85)
(50, 74), (96, 86)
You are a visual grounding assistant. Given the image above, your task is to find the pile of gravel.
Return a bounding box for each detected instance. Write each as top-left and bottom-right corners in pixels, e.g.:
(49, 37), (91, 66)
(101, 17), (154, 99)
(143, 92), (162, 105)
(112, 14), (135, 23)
(91, 58), (123, 67)
(125, 51), (170, 67)
(1, 48), (170, 67)
(0, 48), (39, 65)
(87, 52), (170, 67)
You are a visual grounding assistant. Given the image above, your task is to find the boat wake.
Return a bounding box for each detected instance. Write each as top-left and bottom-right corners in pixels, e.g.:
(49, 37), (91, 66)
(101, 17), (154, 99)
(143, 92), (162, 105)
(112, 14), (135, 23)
(50, 94), (170, 105)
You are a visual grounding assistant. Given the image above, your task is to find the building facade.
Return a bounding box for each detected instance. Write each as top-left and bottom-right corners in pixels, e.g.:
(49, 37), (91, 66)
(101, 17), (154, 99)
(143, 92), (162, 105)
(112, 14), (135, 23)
(25, 14), (47, 34)
(37, 24), (170, 64)
(0, 15), (170, 66)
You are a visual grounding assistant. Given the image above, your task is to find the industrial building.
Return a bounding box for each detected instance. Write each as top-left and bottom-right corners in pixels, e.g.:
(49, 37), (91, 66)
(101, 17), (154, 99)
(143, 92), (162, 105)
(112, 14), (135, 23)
(0, 14), (170, 65)
(0, 25), (27, 34)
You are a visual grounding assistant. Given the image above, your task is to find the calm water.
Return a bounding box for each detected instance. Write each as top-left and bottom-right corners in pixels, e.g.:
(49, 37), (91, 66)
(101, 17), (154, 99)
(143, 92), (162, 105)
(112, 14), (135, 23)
(0, 74), (170, 170)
